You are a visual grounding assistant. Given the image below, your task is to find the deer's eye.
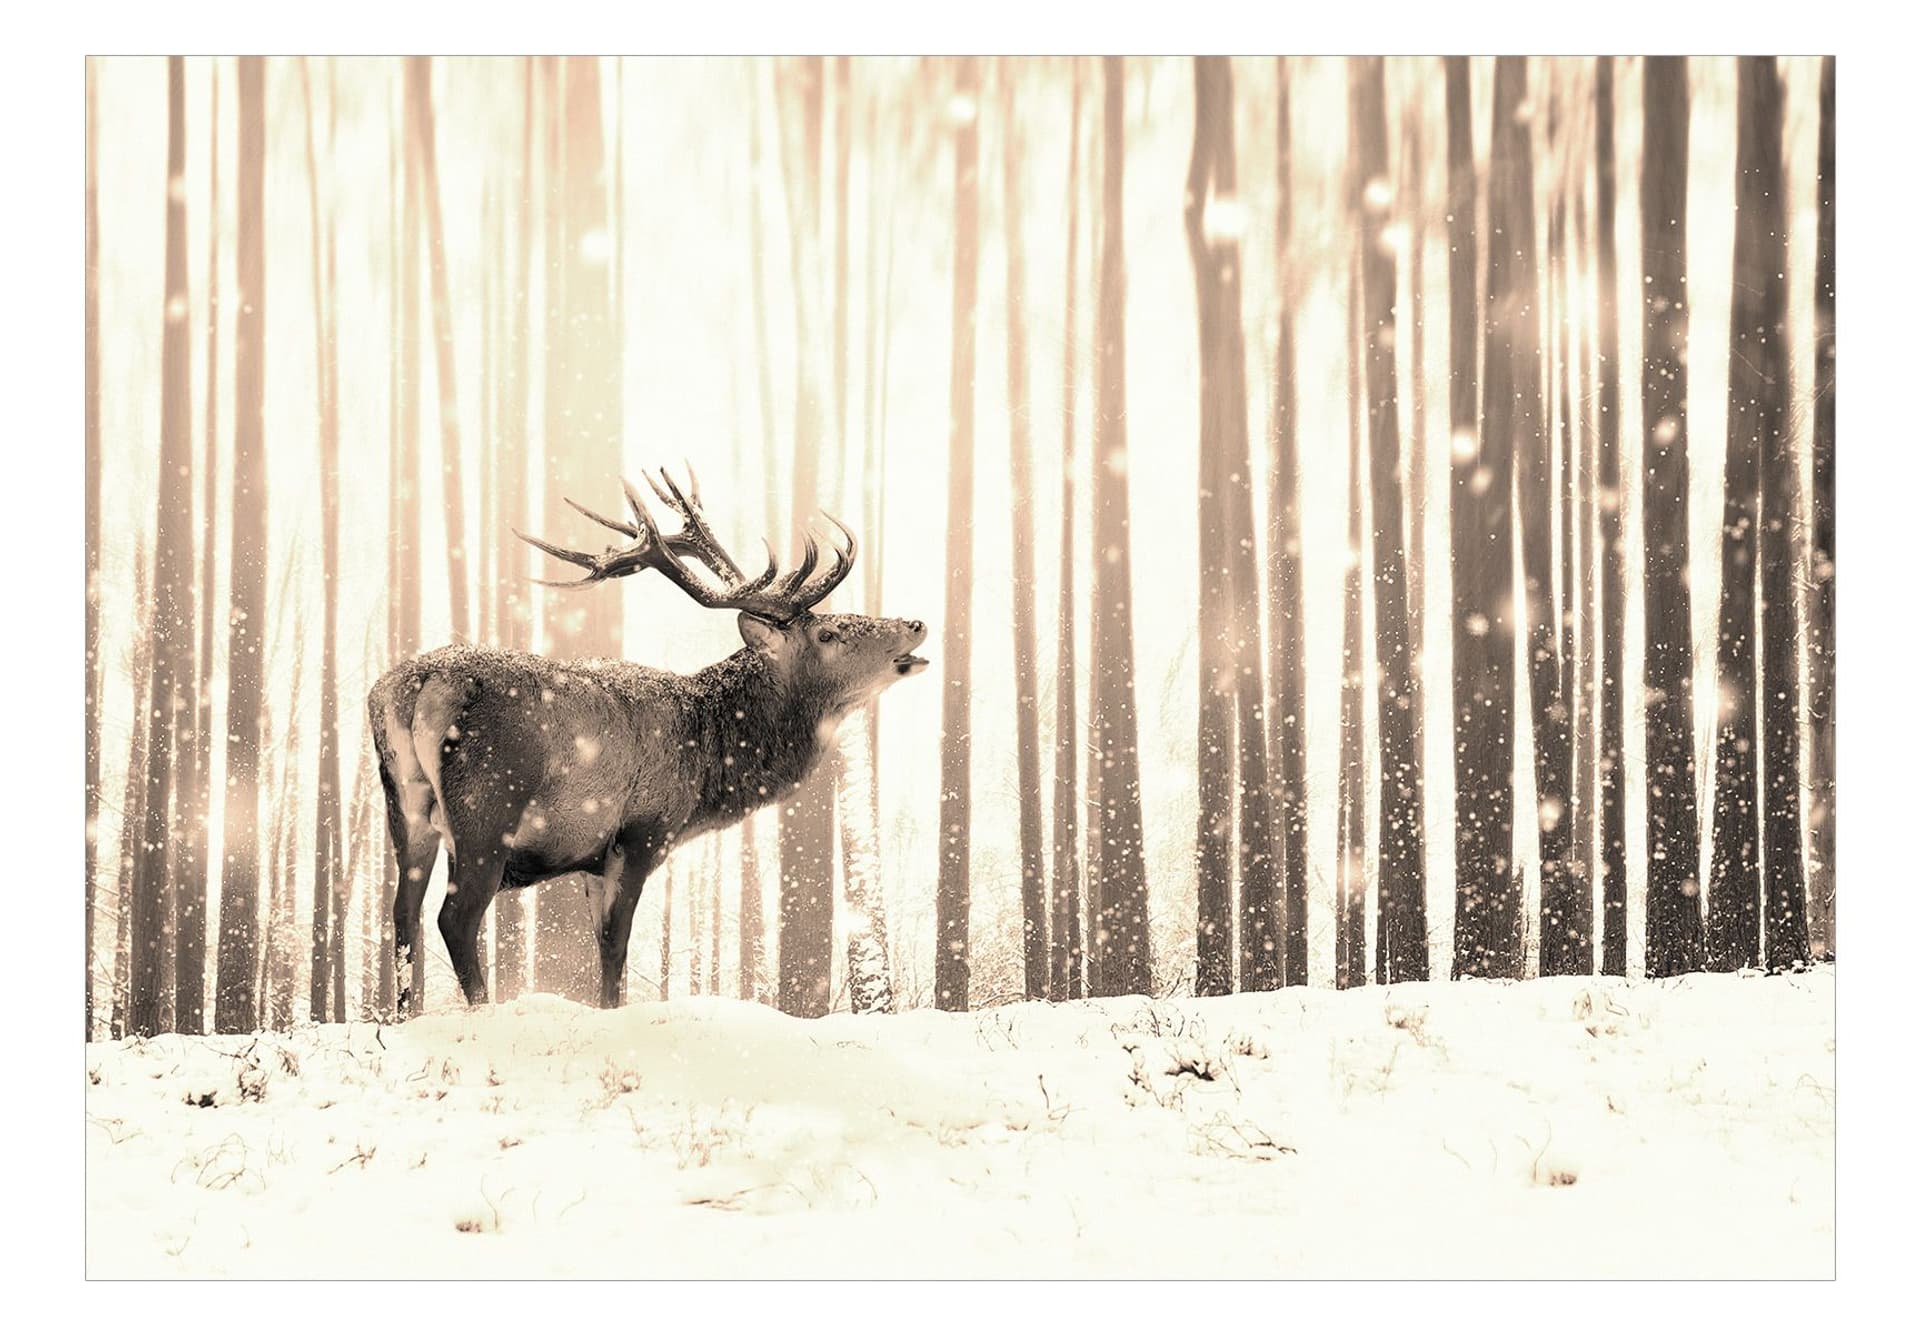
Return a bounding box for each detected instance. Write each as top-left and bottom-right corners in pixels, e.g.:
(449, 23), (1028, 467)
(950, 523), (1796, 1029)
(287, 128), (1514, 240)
(817, 629), (836, 644)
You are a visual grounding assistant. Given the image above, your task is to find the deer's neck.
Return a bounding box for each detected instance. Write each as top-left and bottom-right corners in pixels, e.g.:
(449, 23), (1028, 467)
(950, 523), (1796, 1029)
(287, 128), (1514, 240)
(682, 650), (838, 828)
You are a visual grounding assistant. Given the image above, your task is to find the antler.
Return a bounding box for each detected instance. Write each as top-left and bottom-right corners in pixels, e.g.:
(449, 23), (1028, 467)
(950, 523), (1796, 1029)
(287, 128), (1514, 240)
(516, 466), (857, 625)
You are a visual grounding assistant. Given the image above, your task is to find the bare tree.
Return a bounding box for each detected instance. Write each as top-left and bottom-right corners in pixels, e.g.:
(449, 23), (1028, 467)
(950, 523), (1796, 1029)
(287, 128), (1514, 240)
(1089, 56), (1153, 997)
(1447, 57), (1520, 979)
(1052, 59), (1087, 1001)
(1188, 57), (1237, 996)
(774, 56), (837, 1019)
(85, 64), (103, 1036)
(1594, 57), (1629, 975)
(1353, 57), (1429, 983)
(1270, 58), (1309, 988)
(1336, 242), (1368, 992)
(1640, 56), (1706, 976)
(130, 57), (193, 1037)
(537, 57), (626, 1004)
(300, 60), (347, 1023)
(1807, 56), (1835, 959)
(1731, 58), (1810, 969)
(1499, 57), (1580, 978)
(112, 553), (155, 1038)
(1002, 62), (1051, 1000)
(935, 55), (981, 1011)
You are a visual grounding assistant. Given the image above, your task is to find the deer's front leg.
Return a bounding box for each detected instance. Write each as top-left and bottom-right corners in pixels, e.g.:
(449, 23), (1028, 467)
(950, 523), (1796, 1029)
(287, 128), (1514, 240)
(595, 821), (670, 1009)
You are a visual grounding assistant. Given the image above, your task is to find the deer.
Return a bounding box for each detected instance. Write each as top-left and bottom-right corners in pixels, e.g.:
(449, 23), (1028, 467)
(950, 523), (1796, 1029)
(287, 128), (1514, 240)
(367, 468), (928, 1016)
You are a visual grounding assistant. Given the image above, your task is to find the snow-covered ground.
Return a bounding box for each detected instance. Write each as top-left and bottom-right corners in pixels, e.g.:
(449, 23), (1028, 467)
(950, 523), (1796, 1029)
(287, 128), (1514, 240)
(86, 968), (1834, 1278)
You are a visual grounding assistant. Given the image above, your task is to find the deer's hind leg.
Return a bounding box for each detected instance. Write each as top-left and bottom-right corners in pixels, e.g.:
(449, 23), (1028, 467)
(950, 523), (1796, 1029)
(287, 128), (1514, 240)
(377, 741), (440, 1019)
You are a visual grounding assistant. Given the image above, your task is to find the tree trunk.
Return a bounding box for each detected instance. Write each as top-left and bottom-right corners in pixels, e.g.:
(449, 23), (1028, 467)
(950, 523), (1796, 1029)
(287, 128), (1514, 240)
(739, 816), (763, 1002)
(113, 553), (155, 1039)
(1640, 57), (1706, 977)
(774, 57), (837, 1019)
(839, 718), (894, 1013)
(406, 57), (472, 644)
(740, 70), (774, 1008)
(1732, 58), (1810, 969)
(1353, 57), (1430, 983)
(1594, 58), (1629, 975)
(1337, 242), (1368, 992)
(85, 65), (103, 1037)
(1806, 56), (1836, 960)
(1188, 57), (1238, 997)
(1400, 84), (1429, 786)
(1270, 58), (1309, 988)
(1002, 63), (1051, 1000)
(538, 57), (626, 1004)
(1497, 57), (1578, 979)
(935, 55), (980, 1012)
(1447, 57), (1520, 979)
(300, 60), (346, 1024)
(1052, 60), (1087, 1001)
(1087, 57), (1153, 997)
(131, 56), (193, 1037)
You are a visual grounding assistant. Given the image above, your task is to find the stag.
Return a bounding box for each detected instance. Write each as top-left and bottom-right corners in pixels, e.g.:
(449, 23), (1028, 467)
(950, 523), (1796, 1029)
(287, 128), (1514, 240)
(367, 469), (927, 1014)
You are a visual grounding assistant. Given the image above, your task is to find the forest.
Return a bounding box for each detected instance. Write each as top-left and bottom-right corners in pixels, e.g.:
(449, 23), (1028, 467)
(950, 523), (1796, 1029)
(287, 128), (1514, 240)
(84, 55), (1835, 1039)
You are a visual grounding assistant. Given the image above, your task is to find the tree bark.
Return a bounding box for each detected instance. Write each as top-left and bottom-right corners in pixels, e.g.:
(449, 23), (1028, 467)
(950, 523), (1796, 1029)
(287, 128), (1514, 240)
(1500, 58), (1579, 978)
(1640, 57), (1706, 977)
(1002, 63), (1051, 1000)
(537, 57), (626, 1004)
(1594, 58), (1629, 975)
(1447, 57), (1521, 979)
(85, 64), (103, 1036)
(1089, 56), (1153, 997)
(131, 56), (194, 1037)
(300, 60), (346, 1024)
(113, 553), (155, 1038)
(1270, 58), (1309, 988)
(1337, 243), (1367, 992)
(1731, 58), (1811, 969)
(774, 57), (837, 1019)
(1806, 56), (1836, 960)
(1052, 60), (1087, 1001)
(1353, 57), (1430, 983)
(1188, 57), (1238, 997)
(935, 55), (980, 1012)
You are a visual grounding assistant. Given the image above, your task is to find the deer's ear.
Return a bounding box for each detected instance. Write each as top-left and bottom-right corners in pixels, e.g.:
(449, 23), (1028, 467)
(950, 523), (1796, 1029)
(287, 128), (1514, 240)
(738, 612), (785, 659)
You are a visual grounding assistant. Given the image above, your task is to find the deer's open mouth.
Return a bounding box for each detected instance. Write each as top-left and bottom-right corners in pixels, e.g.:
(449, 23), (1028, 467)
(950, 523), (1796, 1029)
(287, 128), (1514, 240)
(893, 653), (929, 677)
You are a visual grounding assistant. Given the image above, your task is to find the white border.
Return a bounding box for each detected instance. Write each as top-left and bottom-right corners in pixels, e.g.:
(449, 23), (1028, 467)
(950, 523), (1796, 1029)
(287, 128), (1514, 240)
(13, 0), (1909, 1316)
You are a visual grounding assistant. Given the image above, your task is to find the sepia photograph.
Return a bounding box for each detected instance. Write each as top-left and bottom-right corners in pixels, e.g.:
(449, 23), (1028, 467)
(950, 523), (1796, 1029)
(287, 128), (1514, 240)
(79, 50), (1841, 1279)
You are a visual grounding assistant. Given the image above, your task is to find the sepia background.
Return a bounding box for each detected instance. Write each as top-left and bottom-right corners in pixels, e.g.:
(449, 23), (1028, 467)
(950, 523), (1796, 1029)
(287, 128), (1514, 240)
(84, 55), (1834, 1038)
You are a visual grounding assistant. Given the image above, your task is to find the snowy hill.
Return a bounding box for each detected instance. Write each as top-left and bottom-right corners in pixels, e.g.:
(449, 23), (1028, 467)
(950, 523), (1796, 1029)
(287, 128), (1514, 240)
(85, 969), (1834, 1278)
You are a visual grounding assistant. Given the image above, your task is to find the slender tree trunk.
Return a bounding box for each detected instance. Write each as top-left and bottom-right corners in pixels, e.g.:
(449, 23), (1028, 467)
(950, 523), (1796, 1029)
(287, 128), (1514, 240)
(1089, 56), (1153, 997)
(406, 57), (472, 644)
(1352, 58), (1430, 983)
(659, 859), (674, 1001)
(774, 57), (837, 1019)
(1732, 58), (1811, 969)
(839, 719), (894, 1013)
(1571, 113), (1601, 975)
(85, 66), (103, 1037)
(1401, 87), (1429, 776)
(114, 553), (155, 1039)
(493, 58), (539, 1001)
(1806, 56), (1836, 960)
(1270, 58), (1309, 988)
(131, 57), (193, 1037)
(1001, 63), (1051, 1000)
(538, 57), (626, 1003)
(1494, 57), (1577, 979)
(177, 62), (225, 1037)
(935, 55), (981, 1012)
(739, 816), (763, 1002)
(1595, 58), (1629, 975)
(300, 60), (346, 1024)
(1052, 61), (1086, 1001)
(380, 67), (415, 1016)
(1640, 57), (1706, 977)
(1188, 58), (1238, 997)
(1447, 57), (1521, 979)
(1337, 242), (1368, 992)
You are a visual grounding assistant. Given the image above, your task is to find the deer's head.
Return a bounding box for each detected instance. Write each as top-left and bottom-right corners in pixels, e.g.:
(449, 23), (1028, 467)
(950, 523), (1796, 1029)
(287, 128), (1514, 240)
(737, 609), (927, 712)
(517, 467), (929, 718)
